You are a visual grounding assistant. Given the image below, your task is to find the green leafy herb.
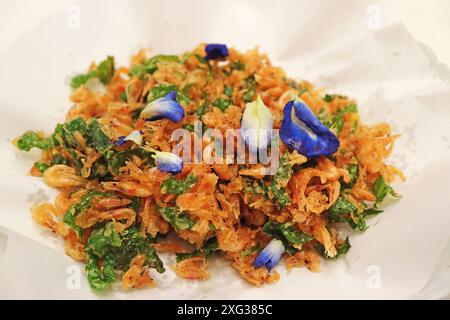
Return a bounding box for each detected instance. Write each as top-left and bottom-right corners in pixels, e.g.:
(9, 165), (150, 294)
(111, 227), (164, 273)
(175, 237), (218, 262)
(86, 119), (114, 159)
(71, 56), (115, 89)
(177, 84), (193, 105)
(68, 149), (84, 175)
(263, 221), (314, 245)
(323, 94), (347, 102)
(50, 154), (68, 165)
(240, 244), (262, 257)
(34, 162), (50, 173)
(269, 152), (292, 208)
(183, 124), (195, 132)
(315, 236), (351, 259)
(343, 164), (358, 188)
(328, 197), (358, 223)
(130, 55), (180, 79)
(128, 197), (141, 214)
(50, 117), (87, 149)
(212, 97), (231, 112)
(175, 251), (202, 262)
(318, 108), (332, 127)
(64, 190), (111, 236)
(86, 253), (116, 290)
(371, 176), (401, 207)
(328, 197), (383, 232)
(84, 223), (164, 290)
(161, 173), (198, 195)
(147, 84), (177, 102)
(230, 60), (245, 71)
(194, 54), (209, 65)
(195, 99), (209, 119)
(119, 91), (127, 102)
(157, 206), (194, 231)
(16, 131), (52, 151)
(330, 104), (358, 134)
(242, 76), (256, 103)
(224, 85), (233, 98)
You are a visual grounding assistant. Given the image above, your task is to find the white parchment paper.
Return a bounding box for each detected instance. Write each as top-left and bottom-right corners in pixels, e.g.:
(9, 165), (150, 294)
(1, 0), (449, 299)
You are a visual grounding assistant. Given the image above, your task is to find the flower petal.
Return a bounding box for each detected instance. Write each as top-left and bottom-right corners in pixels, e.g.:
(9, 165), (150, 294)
(140, 91), (185, 122)
(152, 150), (183, 174)
(114, 130), (143, 146)
(114, 135), (127, 146)
(204, 44), (229, 60)
(254, 239), (285, 271)
(280, 99), (339, 157)
(240, 96), (274, 151)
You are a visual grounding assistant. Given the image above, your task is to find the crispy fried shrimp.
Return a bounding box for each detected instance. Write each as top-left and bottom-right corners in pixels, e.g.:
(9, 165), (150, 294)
(140, 198), (170, 237)
(173, 256), (209, 280)
(75, 207), (136, 232)
(122, 255), (154, 289)
(43, 165), (87, 188)
(101, 181), (153, 197)
(30, 202), (65, 235)
(91, 196), (131, 210)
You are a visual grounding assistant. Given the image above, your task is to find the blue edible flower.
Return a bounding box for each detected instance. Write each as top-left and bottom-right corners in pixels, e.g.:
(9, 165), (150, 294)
(114, 130), (143, 146)
(140, 91), (185, 123)
(144, 148), (183, 174)
(280, 99), (339, 157)
(254, 239), (285, 271)
(204, 44), (229, 60)
(240, 96), (274, 152)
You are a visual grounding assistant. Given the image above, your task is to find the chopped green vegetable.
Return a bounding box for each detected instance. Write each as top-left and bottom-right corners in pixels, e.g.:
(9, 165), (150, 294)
(195, 99), (209, 119)
(86, 253), (116, 290)
(242, 76), (256, 103)
(86, 119), (115, 162)
(317, 108), (332, 127)
(315, 236), (351, 259)
(263, 221), (313, 245)
(130, 55), (180, 79)
(323, 94), (347, 102)
(161, 174), (198, 195)
(157, 206), (194, 231)
(230, 60), (245, 71)
(71, 56), (115, 89)
(328, 197), (383, 232)
(343, 164), (358, 188)
(128, 197), (141, 214)
(183, 124), (195, 132)
(212, 97), (232, 112)
(330, 104), (358, 134)
(240, 244), (262, 257)
(84, 223), (164, 290)
(371, 176), (401, 207)
(119, 91), (127, 102)
(50, 117), (87, 149)
(34, 162), (50, 173)
(224, 85), (233, 98)
(177, 84), (193, 105)
(194, 54), (209, 65)
(16, 131), (52, 151)
(64, 190), (111, 236)
(50, 154), (68, 166)
(111, 227), (164, 273)
(175, 237), (218, 262)
(147, 84), (177, 102)
(269, 152), (292, 208)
